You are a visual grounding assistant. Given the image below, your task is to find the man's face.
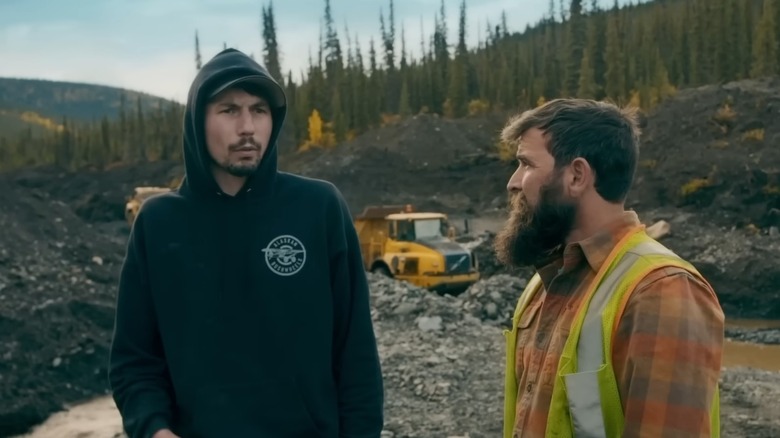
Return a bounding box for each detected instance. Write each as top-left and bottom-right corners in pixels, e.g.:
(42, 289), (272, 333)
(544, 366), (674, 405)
(204, 87), (273, 177)
(494, 127), (578, 267)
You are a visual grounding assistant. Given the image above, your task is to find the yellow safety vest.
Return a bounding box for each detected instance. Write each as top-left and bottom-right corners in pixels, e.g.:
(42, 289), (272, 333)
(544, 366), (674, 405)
(502, 227), (720, 438)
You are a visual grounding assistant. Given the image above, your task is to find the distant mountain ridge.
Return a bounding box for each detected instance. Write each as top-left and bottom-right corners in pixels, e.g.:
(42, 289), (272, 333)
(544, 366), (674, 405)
(0, 77), (178, 139)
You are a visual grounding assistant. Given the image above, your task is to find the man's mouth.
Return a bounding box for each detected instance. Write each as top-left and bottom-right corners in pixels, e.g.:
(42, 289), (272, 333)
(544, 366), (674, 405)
(234, 146), (258, 152)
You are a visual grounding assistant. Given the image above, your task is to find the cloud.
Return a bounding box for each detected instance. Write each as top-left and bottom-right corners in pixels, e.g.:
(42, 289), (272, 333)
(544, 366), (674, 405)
(0, 0), (557, 102)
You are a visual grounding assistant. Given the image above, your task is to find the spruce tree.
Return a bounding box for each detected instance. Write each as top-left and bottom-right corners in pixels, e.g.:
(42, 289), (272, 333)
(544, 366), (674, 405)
(751, 0), (778, 78)
(262, 1), (283, 81)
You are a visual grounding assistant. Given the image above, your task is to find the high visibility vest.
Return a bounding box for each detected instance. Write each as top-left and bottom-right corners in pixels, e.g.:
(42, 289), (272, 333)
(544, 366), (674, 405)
(502, 226), (720, 438)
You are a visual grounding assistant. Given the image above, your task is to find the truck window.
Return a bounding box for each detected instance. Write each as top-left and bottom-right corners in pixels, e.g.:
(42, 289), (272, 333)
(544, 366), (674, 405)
(414, 219), (444, 240)
(396, 220), (415, 241)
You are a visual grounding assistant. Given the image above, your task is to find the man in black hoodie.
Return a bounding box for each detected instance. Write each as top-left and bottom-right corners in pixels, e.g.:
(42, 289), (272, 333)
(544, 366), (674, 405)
(108, 48), (384, 438)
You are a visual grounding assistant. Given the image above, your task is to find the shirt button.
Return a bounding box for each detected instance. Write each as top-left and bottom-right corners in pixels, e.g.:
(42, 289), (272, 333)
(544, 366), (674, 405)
(526, 383), (533, 393)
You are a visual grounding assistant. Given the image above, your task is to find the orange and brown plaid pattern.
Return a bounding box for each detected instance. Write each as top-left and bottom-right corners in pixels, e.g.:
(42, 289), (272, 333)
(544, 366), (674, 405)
(511, 211), (724, 437)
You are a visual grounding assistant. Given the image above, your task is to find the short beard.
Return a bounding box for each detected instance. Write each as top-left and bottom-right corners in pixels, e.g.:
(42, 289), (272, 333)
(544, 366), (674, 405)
(493, 174), (577, 268)
(216, 137), (263, 177)
(223, 161), (259, 177)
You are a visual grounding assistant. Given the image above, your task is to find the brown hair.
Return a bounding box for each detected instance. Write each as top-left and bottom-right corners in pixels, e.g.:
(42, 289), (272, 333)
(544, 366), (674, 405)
(501, 98), (641, 202)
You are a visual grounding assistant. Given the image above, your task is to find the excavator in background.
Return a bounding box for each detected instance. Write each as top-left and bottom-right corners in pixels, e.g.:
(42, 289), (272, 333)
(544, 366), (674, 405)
(353, 204), (480, 293)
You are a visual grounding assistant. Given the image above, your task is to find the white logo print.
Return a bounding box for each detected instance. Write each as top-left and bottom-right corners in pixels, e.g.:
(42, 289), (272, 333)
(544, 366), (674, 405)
(262, 235), (307, 276)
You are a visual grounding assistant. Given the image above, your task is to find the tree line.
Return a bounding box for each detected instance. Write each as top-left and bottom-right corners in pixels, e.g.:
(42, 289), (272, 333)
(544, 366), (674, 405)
(1, 0), (778, 172)
(0, 94), (184, 171)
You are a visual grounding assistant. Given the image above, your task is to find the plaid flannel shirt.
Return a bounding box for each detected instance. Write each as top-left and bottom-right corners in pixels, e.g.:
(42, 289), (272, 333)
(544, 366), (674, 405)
(511, 211), (724, 437)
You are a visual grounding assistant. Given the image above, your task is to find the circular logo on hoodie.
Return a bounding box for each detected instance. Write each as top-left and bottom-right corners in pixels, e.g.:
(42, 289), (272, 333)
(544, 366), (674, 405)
(262, 235), (306, 276)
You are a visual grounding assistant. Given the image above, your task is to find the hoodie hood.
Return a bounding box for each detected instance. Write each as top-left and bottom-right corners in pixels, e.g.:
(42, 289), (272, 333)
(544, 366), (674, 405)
(179, 48), (287, 200)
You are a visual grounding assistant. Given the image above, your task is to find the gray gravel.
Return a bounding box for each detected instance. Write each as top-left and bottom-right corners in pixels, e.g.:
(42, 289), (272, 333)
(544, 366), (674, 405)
(370, 273), (780, 438)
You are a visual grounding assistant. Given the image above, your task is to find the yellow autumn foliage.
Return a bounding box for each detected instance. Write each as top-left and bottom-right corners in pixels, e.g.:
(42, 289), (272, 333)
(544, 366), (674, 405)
(298, 109), (337, 152)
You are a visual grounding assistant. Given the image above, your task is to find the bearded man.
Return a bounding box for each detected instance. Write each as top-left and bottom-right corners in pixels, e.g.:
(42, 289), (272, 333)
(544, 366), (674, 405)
(494, 98), (724, 438)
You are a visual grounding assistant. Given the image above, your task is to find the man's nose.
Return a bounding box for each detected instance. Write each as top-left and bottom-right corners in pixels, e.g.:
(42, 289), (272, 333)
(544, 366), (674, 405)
(507, 169), (523, 193)
(238, 110), (255, 134)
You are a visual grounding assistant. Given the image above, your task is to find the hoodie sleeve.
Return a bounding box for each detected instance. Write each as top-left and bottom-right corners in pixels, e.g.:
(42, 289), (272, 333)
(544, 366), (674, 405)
(330, 194), (385, 438)
(108, 215), (174, 438)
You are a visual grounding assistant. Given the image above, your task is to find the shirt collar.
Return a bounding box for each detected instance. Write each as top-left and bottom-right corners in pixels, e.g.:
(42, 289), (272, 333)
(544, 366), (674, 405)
(535, 210), (643, 288)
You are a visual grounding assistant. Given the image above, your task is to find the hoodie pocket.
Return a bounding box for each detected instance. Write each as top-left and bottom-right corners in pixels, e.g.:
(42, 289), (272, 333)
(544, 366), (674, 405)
(189, 377), (321, 438)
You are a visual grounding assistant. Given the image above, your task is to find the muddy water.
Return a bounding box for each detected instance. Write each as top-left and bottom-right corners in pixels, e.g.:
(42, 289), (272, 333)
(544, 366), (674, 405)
(13, 396), (123, 438)
(724, 319), (780, 372)
(724, 340), (780, 371)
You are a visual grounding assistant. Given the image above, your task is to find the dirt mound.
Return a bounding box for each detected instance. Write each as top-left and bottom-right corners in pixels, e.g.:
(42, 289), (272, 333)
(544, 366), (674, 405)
(343, 113), (507, 169)
(631, 77), (780, 229)
(9, 161), (182, 224)
(292, 113), (507, 170)
(0, 177), (128, 436)
(634, 207), (780, 319)
(460, 274), (528, 327)
(279, 113), (512, 215)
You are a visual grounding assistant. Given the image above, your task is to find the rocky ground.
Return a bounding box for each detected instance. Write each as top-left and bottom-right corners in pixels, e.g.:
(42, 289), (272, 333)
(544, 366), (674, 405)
(374, 274), (780, 438)
(1, 76), (780, 436)
(12, 272), (780, 438)
(725, 327), (780, 345)
(372, 275), (780, 438)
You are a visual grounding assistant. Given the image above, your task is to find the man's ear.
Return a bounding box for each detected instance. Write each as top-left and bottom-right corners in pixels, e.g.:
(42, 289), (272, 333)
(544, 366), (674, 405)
(566, 157), (592, 198)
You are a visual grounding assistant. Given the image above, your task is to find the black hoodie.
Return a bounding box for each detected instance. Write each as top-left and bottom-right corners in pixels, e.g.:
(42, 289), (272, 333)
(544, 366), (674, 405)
(108, 48), (384, 438)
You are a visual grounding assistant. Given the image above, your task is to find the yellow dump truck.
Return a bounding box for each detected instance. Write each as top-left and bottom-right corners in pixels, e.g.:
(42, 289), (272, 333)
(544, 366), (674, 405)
(124, 186), (172, 225)
(354, 204), (480, 293)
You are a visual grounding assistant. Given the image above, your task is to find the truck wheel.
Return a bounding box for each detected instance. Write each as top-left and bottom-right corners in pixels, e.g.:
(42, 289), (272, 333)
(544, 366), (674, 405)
(372, 265), (392, 277)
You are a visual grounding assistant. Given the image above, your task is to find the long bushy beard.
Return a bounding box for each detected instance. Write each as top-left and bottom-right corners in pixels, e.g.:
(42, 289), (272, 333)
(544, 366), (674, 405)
(494, 177), (578, 268)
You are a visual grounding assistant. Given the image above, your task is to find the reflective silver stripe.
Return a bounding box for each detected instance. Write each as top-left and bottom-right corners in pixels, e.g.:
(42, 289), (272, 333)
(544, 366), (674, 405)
(565, 239), (678, 437)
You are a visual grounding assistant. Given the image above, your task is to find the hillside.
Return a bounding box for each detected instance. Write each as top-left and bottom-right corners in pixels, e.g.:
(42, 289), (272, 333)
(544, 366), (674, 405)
(0, 77), (178, 141)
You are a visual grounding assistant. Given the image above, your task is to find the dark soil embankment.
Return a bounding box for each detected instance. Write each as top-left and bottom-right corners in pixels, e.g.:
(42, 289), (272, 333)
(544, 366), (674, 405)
(10, 161), (183, 224)
(278, 112), (513, 215)
(630, 77), (780, 230)
(0, 178), (126, 436)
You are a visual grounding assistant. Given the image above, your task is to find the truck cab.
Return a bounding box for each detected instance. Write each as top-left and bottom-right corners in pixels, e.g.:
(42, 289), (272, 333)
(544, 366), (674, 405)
(354, 204), (480, 293)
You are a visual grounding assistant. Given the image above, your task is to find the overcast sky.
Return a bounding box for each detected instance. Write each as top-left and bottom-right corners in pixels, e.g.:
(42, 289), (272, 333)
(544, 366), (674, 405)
(1, 0), (623, 103)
